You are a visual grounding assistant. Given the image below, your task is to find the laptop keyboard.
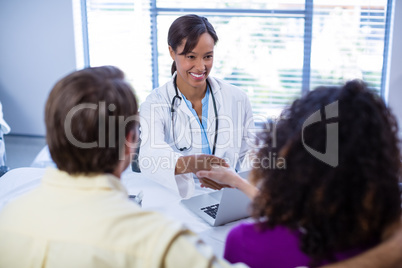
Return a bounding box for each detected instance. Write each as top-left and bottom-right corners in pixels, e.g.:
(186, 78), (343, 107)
(201, 204), (219, 219)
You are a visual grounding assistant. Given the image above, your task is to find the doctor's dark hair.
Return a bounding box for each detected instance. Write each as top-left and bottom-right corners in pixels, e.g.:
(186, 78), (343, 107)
(251, 80), (401, 265)
(168, 14), (218, 75)
(45, 66), (138, 175)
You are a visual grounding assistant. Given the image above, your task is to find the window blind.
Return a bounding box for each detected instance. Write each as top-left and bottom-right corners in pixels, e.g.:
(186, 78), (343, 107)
(84, 0), (154, 104)
(310, 0), (389, 94)
(77, 0), (392, 118)
(156, 14), (305, 118)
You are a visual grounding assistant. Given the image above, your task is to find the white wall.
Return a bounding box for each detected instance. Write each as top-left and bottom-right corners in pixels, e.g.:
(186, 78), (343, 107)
(0, 0), (76, 136)
(388, 0), (402, 137)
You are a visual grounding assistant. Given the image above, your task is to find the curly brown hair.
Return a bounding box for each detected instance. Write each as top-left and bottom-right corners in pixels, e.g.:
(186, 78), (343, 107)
(251, 79), (401, 265)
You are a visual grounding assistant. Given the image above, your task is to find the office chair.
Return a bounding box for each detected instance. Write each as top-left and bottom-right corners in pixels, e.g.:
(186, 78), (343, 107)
(0, 129), (10, 177)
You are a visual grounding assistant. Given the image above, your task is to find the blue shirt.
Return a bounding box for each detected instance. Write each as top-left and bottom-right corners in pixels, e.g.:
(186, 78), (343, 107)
(181, 86), (211, 154)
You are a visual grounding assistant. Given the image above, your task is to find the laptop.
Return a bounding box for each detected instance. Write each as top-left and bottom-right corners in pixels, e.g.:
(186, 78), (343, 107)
(181, 170), (252, 226)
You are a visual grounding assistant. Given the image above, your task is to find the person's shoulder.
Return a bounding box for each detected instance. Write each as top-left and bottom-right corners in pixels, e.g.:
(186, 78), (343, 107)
(235, 221), (258, 232)
(228, 222), (297, 239)
(115, 209), (190, 256)
(141, 81), (173, 108)
(210, 77), (248, 99)
(0, 186), (41, 215)
(113, 205), (186, 234)
(226, 222), (256, 242)
(145, 85), (166, 101)
(211, 76), (241, 91)
(0, 186), (45, 231)
(95, 200), (188, 247)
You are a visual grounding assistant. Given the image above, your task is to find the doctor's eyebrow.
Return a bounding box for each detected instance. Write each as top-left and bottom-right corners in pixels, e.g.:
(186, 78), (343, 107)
(186, 51), (214, 56)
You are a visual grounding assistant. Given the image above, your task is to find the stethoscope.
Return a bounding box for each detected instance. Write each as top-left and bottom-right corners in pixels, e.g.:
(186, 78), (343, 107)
(171, 76), (218, 154)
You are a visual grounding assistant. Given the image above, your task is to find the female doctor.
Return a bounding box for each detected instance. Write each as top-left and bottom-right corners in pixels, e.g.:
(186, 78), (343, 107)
(138, 14), (255, 198)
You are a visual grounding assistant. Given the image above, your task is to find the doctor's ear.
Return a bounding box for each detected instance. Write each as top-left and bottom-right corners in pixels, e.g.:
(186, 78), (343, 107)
(169, 46), (175, 60)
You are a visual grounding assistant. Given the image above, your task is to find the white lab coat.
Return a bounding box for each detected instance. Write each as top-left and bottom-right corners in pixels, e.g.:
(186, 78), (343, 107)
(138, 74), (255, 198)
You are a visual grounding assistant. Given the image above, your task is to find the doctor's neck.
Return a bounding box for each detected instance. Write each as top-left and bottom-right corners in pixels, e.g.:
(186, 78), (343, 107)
(176, 75), (208, 102)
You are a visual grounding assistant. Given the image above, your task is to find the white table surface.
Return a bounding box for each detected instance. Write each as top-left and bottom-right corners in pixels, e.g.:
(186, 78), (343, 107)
(0, 166), (251, 257)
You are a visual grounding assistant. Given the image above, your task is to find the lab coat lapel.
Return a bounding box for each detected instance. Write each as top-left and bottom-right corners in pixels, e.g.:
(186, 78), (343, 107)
(170, 77), (201, 153)
(166, 75), (195, 152)
(176, 95), (195, 118)
(207, 78), (223, 156)
(167, 74), (194, 119)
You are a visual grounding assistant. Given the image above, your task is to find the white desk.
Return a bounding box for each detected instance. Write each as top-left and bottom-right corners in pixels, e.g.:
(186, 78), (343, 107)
(0, 167), (250, 257)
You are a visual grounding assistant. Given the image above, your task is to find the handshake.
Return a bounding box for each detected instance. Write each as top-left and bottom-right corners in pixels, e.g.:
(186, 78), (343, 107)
(175, 154), (234, 190)
(174, 154), (255, 197)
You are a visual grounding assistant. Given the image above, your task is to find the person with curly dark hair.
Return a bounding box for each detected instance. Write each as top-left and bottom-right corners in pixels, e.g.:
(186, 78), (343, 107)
(197, 79), (401, 268)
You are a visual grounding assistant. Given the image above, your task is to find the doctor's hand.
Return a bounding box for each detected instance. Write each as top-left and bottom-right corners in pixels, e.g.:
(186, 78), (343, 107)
(175, 154), (229, 175)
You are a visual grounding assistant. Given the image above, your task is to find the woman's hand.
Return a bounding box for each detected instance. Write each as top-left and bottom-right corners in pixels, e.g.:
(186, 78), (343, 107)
(198, 177), (231, 190)
(196, 165), (240, 188)
(174, 155), (231, 190)
(196, 166), (259, 199)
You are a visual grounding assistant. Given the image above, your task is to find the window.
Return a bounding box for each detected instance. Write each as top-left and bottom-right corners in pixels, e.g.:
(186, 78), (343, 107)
(74, 0), (392, 120)
(310, 1), (391, 93)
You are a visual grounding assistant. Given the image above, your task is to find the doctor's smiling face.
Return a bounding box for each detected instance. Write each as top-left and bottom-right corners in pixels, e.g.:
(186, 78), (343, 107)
(167, 15), (218, 95)
(169, 32), (215, 94)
